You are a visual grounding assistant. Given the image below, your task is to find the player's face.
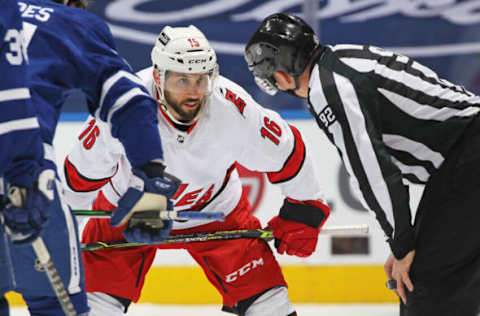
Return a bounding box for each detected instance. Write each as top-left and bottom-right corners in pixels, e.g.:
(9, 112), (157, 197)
(164, 72), (209, 122)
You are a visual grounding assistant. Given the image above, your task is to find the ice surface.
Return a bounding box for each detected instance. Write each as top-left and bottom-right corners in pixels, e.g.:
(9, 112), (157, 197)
(10, 303), (397, 315)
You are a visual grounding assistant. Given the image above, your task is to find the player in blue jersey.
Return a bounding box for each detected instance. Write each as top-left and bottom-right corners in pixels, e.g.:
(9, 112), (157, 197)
(0, 0), (54, 315)
(0, 1), (44, 183)
(0, 0), (179, 315)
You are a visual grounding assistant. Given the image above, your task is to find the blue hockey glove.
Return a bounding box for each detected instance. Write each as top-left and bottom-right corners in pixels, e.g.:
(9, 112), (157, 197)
(110, 162), (180, 244)
(1, 169), (55, 244)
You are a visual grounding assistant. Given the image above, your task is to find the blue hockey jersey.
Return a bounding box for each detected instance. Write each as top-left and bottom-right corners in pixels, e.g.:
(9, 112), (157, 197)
(18, 0), (164, 168)
(0, 0), (44, 186)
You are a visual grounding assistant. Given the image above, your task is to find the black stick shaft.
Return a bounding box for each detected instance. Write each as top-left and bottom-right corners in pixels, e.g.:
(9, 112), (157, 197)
(80, 224), (368, 252)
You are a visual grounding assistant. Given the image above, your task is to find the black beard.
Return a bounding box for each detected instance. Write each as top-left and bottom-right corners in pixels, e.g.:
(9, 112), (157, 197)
(164, 91), (203, 123)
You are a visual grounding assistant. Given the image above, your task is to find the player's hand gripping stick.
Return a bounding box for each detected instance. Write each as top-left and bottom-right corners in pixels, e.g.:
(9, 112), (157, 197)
(4, 170), (78, 316)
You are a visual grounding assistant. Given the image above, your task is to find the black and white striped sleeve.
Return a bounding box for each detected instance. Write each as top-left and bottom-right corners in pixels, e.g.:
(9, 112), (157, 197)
(325, 71), (412, 258)
(311, 46), (417, 258)
(312, 44), (480, 258)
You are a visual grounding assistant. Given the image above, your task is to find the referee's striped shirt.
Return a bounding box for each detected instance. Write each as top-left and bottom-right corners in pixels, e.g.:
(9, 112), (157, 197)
(307, 44), (480, 258)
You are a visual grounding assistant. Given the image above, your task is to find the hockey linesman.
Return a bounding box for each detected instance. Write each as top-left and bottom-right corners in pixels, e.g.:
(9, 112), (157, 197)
(63, 25), (331, 315)
(1, 0), (179, 315)
(245, 13), (480, 316)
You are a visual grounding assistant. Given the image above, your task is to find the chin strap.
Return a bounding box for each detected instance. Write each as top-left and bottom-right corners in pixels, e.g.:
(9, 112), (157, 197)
(154, 74), (211, 125)
(285, 76), (302, 97)
(155, 86), (205, 126)
(159, 103), (202, 126)
(154, 84), (190, 126)
(285, 48), (324, 98)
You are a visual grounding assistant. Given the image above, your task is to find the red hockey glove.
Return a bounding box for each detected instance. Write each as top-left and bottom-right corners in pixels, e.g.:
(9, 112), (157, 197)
(267, 198), (330, 257)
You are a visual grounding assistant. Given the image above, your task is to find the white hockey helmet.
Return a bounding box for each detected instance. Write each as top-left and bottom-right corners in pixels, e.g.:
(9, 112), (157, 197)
(151, 25), (219, 101)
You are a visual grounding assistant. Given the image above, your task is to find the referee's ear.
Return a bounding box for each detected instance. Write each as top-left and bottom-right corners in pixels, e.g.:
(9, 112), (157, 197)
(273, 71), (295, 91)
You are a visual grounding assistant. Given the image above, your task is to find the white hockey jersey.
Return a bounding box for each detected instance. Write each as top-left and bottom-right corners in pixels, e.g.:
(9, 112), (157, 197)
(64, 67), (327, 230)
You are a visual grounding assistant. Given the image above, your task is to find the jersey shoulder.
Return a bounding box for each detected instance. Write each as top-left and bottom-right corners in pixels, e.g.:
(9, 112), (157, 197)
(136, 66), (155, 94)
(328, 44), (397, 61)
(20, 0), (113, 46)
(1, 1), (21, 32)
(211, 75), (257, 117)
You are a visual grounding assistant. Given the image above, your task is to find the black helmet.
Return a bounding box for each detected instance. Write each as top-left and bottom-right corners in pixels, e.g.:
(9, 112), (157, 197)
(244, 13), (320, 95)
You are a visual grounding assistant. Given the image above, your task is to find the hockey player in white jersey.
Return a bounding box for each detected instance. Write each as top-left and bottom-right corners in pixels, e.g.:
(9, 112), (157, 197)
(64, 25), (330, 316)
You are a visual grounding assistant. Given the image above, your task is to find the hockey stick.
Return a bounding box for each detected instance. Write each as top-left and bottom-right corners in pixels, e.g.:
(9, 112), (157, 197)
(7, 187), (77, 316)
(81, 224), (369, 252)
(73, 209), (225, 221)
(32, 238), (77, 316)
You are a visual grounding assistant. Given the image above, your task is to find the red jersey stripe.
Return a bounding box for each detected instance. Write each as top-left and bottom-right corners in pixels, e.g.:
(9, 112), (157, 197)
(266, 125), (306, 184)
(64, 156), (114, 192)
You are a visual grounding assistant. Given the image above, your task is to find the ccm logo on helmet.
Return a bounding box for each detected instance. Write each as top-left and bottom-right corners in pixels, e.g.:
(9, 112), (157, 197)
(188, 59), (207, 64)
(225, 257), (264, 283)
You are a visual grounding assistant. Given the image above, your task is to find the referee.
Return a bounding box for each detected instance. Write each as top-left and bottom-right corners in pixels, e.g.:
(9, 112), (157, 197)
(245, 13), (480, 316)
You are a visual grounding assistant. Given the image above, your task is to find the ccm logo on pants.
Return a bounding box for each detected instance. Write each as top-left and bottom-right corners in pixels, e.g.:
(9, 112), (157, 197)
(225, 258), (264, 283)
